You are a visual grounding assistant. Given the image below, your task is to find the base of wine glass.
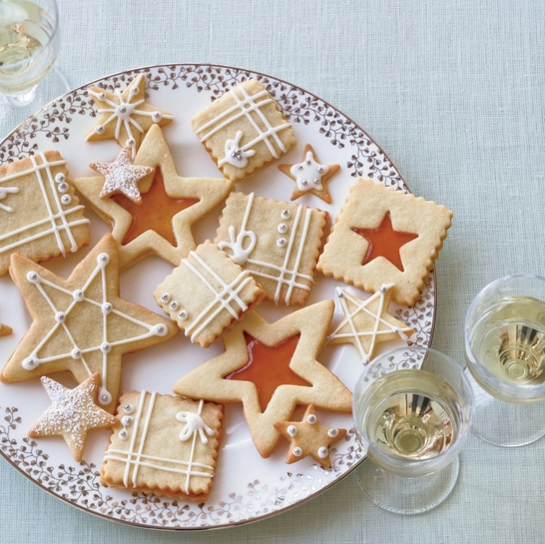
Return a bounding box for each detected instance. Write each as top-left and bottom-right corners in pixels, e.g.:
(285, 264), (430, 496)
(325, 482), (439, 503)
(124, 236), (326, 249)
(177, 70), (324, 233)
(354, 456), (459, 515)
(0, 68), (70, 140)
(464, 368), (545, 447)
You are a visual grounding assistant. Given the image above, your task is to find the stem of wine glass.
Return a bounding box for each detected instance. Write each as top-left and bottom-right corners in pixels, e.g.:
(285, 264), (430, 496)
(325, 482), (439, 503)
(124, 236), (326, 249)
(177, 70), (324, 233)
(3, 84), (38, 107)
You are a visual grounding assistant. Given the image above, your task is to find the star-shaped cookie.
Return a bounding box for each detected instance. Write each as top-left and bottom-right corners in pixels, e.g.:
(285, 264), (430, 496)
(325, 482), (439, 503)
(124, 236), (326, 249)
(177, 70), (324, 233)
(85, 74), (174, 158)
(173, 300), (352, 458)
(274, 404), (346, 468)
(74, 125), (233, 269)
(0, 322), (11, 336)
(28, 373), (118, 462)
(329, 285), (414, 364)
(90, 147), (154, 203)
(1, 234), (178, 413)
(279, 144), (340, 204)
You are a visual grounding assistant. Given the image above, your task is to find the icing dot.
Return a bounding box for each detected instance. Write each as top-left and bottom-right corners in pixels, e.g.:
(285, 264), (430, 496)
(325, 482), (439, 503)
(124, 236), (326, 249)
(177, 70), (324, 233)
(102, 302), (113, 315)
(99, 390), (112, 405)
(160, 293), (171, 303)
(277, 238), (287, 248)
(95, 125), (105, 134)
(287, 425), (298, 437)
(27, 271), (39, 283)
(318, 446), (329, 459)
(70, 348), (82, 360)
(22, 357), (36, 370)
(317, 166), (325, 173)
(302, 180), (309, 186)
(152, 111), (162, 122)
(126, 137), (135, 147)
(73, 289), (84, 301)
(277, 223), (288, 234)
(100, 342), (111, 354)
(61, 194), (72, 205)
(153, 324), (167, 337)
(55, 312), (65, 323)
(58, 182), (69, 193)
(281, 209), (291, 220)
(307, 414), (317, 424)
(119, 429), (129, 440)
(130, 85), (139, 95)
(55, 173), (65, 183)
(121, 416), (133, 427)
(380, 285), (388, 294)
(119, 105), (127, 114)
(178, 310), (188, 321)
(123, 404), (135, 414)
(98, 253), (110, 265)
(169, 300), (179, 311)
(98, 92), (106, 100)
(328, 428), (339, 438)
(297, 165), (303, 171)
(292, 447), (303, 457)
(313, 178), (320, 185)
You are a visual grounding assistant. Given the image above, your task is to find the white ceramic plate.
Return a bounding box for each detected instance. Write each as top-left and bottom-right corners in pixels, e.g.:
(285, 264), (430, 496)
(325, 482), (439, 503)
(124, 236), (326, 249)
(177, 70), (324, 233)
(0, 64), (435, 530)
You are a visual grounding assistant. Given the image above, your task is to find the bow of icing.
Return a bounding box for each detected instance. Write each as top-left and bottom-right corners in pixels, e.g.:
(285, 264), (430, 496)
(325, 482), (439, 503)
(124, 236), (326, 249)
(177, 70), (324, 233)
(176, 410), (215, 444)
(218, 224), (257, 265)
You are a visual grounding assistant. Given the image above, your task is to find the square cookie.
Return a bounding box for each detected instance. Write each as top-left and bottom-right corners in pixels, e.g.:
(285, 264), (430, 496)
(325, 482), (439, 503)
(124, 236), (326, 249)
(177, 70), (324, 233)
(214, 192), (328, 306)
(101, 391), (223, 501)
(0, 151), (90, 276)
(191, 79), (296, 182)
(153, 240), (265, 348)
(317, 179), (453, 306)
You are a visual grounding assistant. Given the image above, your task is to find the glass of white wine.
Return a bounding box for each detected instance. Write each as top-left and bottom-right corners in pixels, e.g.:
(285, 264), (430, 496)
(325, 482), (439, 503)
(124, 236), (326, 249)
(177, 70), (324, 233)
(465, 274), (545, 446)
(352, 345), (474, 515)
(0, 0), (67, 133)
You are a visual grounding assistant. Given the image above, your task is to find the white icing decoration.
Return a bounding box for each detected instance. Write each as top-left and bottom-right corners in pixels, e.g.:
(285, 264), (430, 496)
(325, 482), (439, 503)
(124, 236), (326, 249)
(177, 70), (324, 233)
(0, 153), (89, 256)
(61, 194), (72, 205)
(169, 300), (179, 311)
(54, 173), (65, 183)
(86, 74), (174, 158)
(317, 446), (328, 459)
(328, 428), (339, 438)
(181, 250), (253, 342)
(281, 209), (290, 220)
(287, 425), (297, 437)
(290, 151), (329, 193)
(104, 392), (214, 493)
(218, 193), (314, 305)
(292, 447), (303, 457)
(119, 429), (129, 440)
(195, 85), (291, 167)
(277, 223), (288, 234)
(176, 400), (214, 444)
(160, 293), (171, 303)
(123, 403), (135, 414)
(121, 415), (134, 427)
(328, 284), (413, 364)
(178, 310), (188, 321)
(221, 130), (256, 168)
(306, 414), (317, 424)
(57, 182), (69, 193)
(21, 253), (167, 405)
(0, 186), (20, 213)
(276, 237), (287, 248)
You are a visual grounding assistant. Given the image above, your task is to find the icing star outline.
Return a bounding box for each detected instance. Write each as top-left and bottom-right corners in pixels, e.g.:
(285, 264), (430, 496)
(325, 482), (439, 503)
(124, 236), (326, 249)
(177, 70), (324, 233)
(74, 125), (233, 269)
(173, 300), (353, 458)
(28, 373), (118, 461)
(274, 404), (346, 469)
(90, 147), (154, 204)
(279, 144), (340, 204)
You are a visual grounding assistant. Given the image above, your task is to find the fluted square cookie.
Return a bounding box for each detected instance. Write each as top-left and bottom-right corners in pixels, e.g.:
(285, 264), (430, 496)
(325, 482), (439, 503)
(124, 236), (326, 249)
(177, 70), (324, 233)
(154, 240), (265, 348)
(191, 79), (296, 182)
(101, 391), (223, 501)
(0, 151), (90, 276)
(318, 179), (453, 306)
(215, 192), (328, 306)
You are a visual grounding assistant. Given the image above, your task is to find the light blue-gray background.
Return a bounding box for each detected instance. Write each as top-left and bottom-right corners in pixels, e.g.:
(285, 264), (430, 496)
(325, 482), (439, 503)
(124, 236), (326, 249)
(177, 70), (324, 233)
(1, 0), (545, 542)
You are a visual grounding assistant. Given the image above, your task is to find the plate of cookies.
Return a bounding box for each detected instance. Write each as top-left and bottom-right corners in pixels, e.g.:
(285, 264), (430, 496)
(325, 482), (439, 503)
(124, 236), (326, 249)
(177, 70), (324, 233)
(0, 64), (451, 529)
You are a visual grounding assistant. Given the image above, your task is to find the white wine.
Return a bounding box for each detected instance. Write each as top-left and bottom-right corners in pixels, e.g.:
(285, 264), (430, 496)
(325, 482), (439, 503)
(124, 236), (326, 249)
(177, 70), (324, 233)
(468, 296), (545, 387)
(0, 0), (57, 94)
(362, 369), (463, 460)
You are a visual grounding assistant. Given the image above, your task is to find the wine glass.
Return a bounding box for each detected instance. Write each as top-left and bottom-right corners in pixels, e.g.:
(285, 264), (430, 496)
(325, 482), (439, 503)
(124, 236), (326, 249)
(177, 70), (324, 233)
(352, 345), (474, 515)
(0, 0), (68, 133)
(464, 274), (545, 446)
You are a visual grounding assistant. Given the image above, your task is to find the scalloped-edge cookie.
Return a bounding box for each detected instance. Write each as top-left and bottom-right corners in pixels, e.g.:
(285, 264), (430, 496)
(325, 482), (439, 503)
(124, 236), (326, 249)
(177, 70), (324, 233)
(317, 179), (453, 306)
(100, 391), (223, 501)
(214, 192), (328, 306)
(0, 150), (90, 276)
(191, 79), (296, 182)
(153, 240), (265, 348)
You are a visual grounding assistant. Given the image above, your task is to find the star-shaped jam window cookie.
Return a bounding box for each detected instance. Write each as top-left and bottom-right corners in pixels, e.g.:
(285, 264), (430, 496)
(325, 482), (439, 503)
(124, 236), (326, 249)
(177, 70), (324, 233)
(274, 404), (346, 468)
(85, 73), (174, 158)
(318, 179), (453, 306)
(1, 234), (178, 413)
(90, 147), (154, 204)
(74, 125), (233, 269)
(328, 285), (414, 364)
(279, 144), (340, 204)
(173, 300), (352, 458)
(28, 373), (118, 462)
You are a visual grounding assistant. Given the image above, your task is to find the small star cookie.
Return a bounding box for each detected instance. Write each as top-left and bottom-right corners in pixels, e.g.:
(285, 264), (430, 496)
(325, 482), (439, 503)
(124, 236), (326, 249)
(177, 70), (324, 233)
(85, 73), (174, 158)
(329, 285), (414, 364)
(90, 147), (154, 204)
(274, 405), (346, 469)
(279, 144), (340, 204)
(74, 125), (233, 269)
(28, 373), (118, 462)
(0, 323), (12, 336)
